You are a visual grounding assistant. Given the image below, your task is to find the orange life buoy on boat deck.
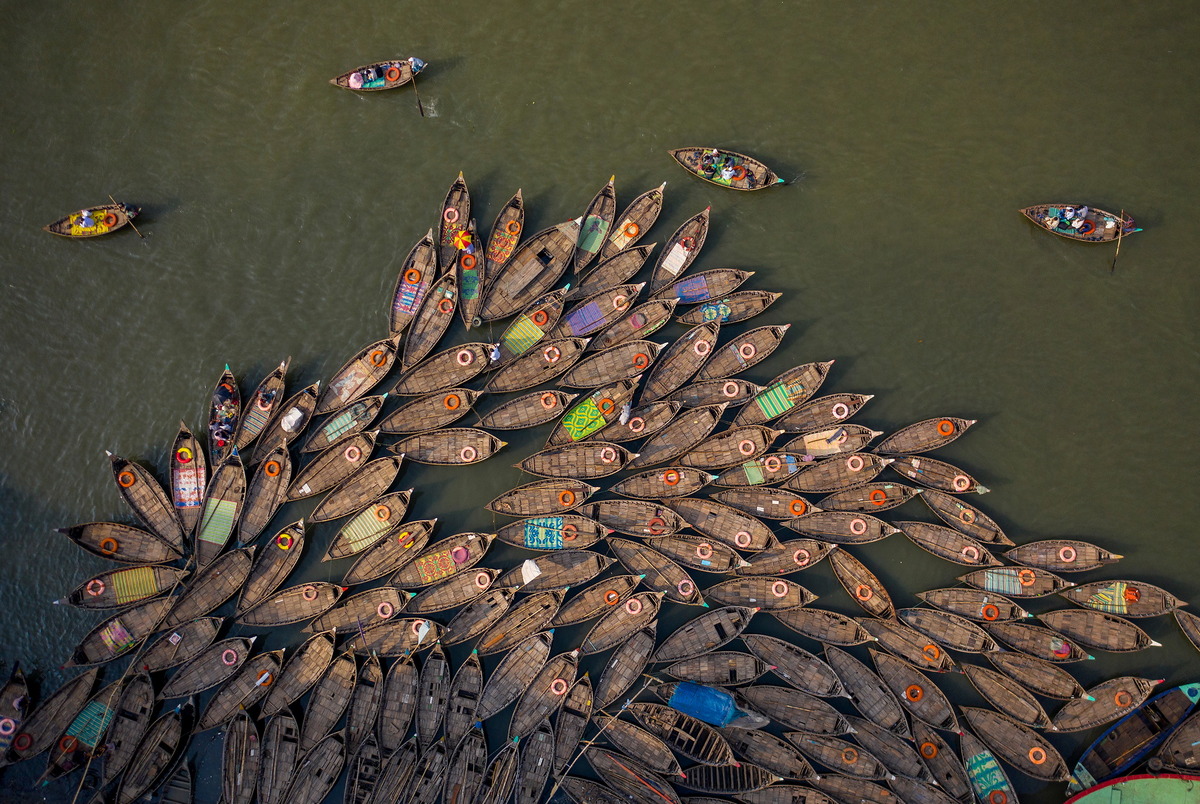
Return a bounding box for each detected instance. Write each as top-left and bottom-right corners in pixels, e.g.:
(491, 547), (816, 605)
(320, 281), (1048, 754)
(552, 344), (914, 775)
(919, 741), (939, 759)
(438, 298), (455, 314)
(981, 604), (1000, 621)
(1017, 569), (1037, 587)
(662, 469), (681, 486)
(905, 684), (924, 702)
(646, 517), (667, 535)
(531, 310), (549, 326)
(937, 419), (956, 436)
(1028, 747), (1047, 764)
(444, 394), (461, 410)
(789, 499), (807, 517)
(854, 585), (873, 601)
(102, 212), (119, 228)
(505, 219), (522, 235)
(404, 268), (422, 284)
(604, 590), (620, 605)
(385, 65), (402, 82)
(460, 253), (477, 270)
(623, 222), (640, 238)
(731, 166), (748, 181)
(539, 393), (558, 410)
(264, 460), (282, 477)
(561, 523), (577, 540)
(374, 505), (391, 522)
(1114, 690), (1133, 707)
(86, 579), (106, 597)
(632, 353), (650, 368)
(680, 236), (696, 251)
(117, 470), (137, 488)
(869, 489), (888, 505)
(597, 398), (615, 416)
(369, 350), (387, 366)
(557, 490), (576, 507)
(99, 538), (120, 555)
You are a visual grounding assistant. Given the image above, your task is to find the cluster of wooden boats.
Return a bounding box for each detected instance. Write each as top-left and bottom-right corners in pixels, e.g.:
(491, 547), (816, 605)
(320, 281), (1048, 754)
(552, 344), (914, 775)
(11, 169), (1195, 804)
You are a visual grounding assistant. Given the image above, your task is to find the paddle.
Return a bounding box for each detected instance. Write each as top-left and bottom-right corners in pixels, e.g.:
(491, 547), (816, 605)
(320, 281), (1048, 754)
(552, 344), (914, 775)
(411, 69), (426, 118)
(109, 195), (145, 239)
(1111, 209), (1125, 274)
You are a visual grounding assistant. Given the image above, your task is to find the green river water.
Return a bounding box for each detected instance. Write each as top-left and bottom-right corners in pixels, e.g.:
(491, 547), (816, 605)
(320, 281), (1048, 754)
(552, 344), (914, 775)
(0, 2), (1197, 802)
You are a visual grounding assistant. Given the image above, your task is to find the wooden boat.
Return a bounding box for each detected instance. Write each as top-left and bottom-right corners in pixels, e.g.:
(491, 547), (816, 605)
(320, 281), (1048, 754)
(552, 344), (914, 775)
(904, 722), (971, 802)
(916, 586), (1032, 622)
(408, 568), (496, 613)
(669, 147), (784, 190)
(161, 547), (249, 630)
(280, 731), (345, 804)
(45, 201), (139, 237)
(987, 619), (1093, 662)
(442, 650), (483, 746)
(720, 727), (814, 780)
(651, 268), (754, 307)
(642, 534), (742, 575)
(286, 430), (376, 500)
(1040, 608), (1158, 652)
(377, 656), (418, 753)
(711, 451), (814, 488)
(665, 651), (770, 687)
(827, 548), (893, 619)
(781, 424), (881, 459)
(737, 685), (852, 736)
(443, 726), (487, 803)
(870, 649), (957, 731)
(898, 607), (999, 653)
(741, 634), (843, 696)
(66, 596), (174, 667)
(736, 538), (832, 576)
(1065, 774), (1200, 804)
(649, 207), (710, 293)
(919, 488), (1011, 546)
(207, 365), (242, 463)
(961, 706), (1069, 782)
(232, 360), (289, 453)
(402, 270), (459, 370)
(392, 342), (492, 395)
(680, 425), (782, 470)
(58, 521), (181, 566)
(774, 606), (872, 646)
(1061, 579), (1185, 617)
(962, 663), (1053, 728)
(250, 381), (321, 464)
(608, 538), (702, 605)
(345, 734), (383, 804)
(236, 445), (290, 544)
(476, 631), (554, 721)
(593, 714), (681, 776)
(955, 730), (1018, 804)
(896, 520), (1000, 567)
(407, 738), (450, 804)
(416, 643), (450, 749)
(873, 416), (976, 455)
(168, 422), (207, 537)
(4, 667), (93, 764)
(485, 336), (589, 394)
(959, 565), (1073, 598)
(293, 652), (355, 752)
(1054, 678), (1164, 733)
(389, 531), (494, 587)
(627, 402), (725, 469)
(108, 453), (186, 551)
(859, 617), (958, 672)
(593, 399), (680, 442)
(783, 510), (896, 545)
(1006, 539), (1121, 574)
(571, 243), (655, 305)
(194, 452), (246, 566)
(238, 521), (305, 610)
(492, 287), (571, 365)
(815, 481), (919, 513)
(559, 340), (661, 389)
(776, 392), (874, 433)
(546, 379), (640, 446)
(551, 574), (643, 627)
(703, 577), (814, 611)
(588, 297), (679, 352)
(440, 586), (515, 646)
(497, 550), (612, 592)
(510, 650), (579, 739)
(331, 56), (424, 90)
(1020, 203), (1139, 242)
(113, 700), (192, 804)
(845, 715), (931, 783)
(477, 741), (522, 804)
(573, 176), (618, 272)
(41, 674), (126, 782)
(1177, 609), (1200, 653)
(341, 519), (436, 586)
(310, 456), (402, 522)
(59, 563), (188, 610)
(300, 395), (385, 454)
(196, 649), (284, 731)
(516, 440), (633, 479)
(890, 454), (989, 495)
(668, 378), (761, 410)
(390, 229), (439, 336)
(733, 361), (835, 427)
(987, 650), (1088, 700)
(456, 218), (488, 329)
(160, 635), (256, 699)
(257, 714), (300, 804)
(389, 428), (503, 466)
(476, 591), (565, 655)
(517, 720), (556, 804)
(694, 325), (789, 382)
(481, 218), (582, 321)
(586, 747), (683, 804)
(484, 189), (524, 281)
(1155, 707), (1200, 773)
(652, 606), (755, 663)
(612, 466), (712, 500)
(627, 701), (733, 765)
(581, 591), (663, 655)
(783, 453), (892, 495)
(437, 172), (472, 268)
(496, 514), (608, 551)
(315, 336), (400, 416)
(304, 587), (408, 634)
(138, 615), (221, 673)
(667, 496), (775, 551)
(786, 732), (891, 780)
(678, 762), (780, 794)
(258, 631), (335, 718)
(822, 645), (909, 736)
(221, 710), (260, 804)
(592, 624), (656, 707)
(477, 389), (578, 431)
(677, 289), (782, 327)
(378, 388), (477, 434)
(639, 321), (722, 403)
(487, 478), (597, 517)
(599, 183), (665, 262)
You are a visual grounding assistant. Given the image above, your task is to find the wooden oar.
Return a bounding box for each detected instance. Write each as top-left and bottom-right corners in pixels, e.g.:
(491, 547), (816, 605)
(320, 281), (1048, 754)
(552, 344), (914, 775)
(1111, 209), (1125, 274)
(109, 195), (145, 239)
(411, 70), (426, 118)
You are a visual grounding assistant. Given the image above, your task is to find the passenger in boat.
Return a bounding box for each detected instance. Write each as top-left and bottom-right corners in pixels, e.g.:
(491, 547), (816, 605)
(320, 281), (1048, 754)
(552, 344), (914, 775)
(408, 56), (427, 74)
(79, 209), (94, 227)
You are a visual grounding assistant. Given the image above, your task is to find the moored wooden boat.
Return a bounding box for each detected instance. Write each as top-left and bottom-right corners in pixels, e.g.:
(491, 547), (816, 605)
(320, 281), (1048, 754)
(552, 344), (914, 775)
(344, 734), (382, 804)
(987, 650), (1089, 700)
(905, 721), (971, 802)
(897, 520), (1000, 566)
(39, 675), (124, 782)
(847, 714), (931, 783)
(280, 730), (345, 804)
(581, 591), (663, 655)
(440, 586), (515, 646)
(960, 566), (1074, 598)
(257, 714), (299, 804)
(593, 714), (681, 776)
(639, 321), (722, 403)
(1060, 579), (1185, 617)
(390, 531), (494, 587)
(649, 207), (710, 293)
(237, 582), (342, 627)
(407, 567), (497, 613)
(695, 325), (790, 382)
(784, 510), (897, 545)
(1040, 608), (1159, 652)
(787, 732), (891, 780)
(551, 573), (643, 628)
(58, 521), (181, 566)
(677, 289), (782, 326)
(571, 243), (655, 305)
(711, 450), (809, 487)
(961, 706), (1069, 781)
(653, 606), (756, 663)
(628, 701), (733, 765)
(221, 710), (261, 804)
(237, 444), (291, 544)
(1176, 609), (1200, 654)
(588, 297), (679, 352)
(1006, 539), (1122, 573)
(873, 416), (976, 455)
(599, 183), (665, 262)
(743, 634), (844, 697)
(737, 685), (853, 736)
(495, 514), (608, 551)
(680, 424), (782, 470)
(304, 587), (408, 634)
(498, 550), (614, 592)
(377, 657), (418, 754)
(484, 336), (589, 394)
(546, 379), (640, 446)
(44, 201), (139, 237)
(890, 454), (989, 494)
(1053, 677), (1163, 732)
(961, 663), (1054, 728)
(309, 455), (401, 522)
(139, 615), (221, 673)
(455, 219), (488, 329)
(859, 617), (958, 672)
(703, 577), (814, 611)
(407, 738), (450, 804)
(492, 287), (571, 365)
(259, 630), (335, 717)
(612, 465), (713, 499)
(163, 547), (254, 628)
(415, 643), (450, 750)
(781, 424), (881, 459)
(389, 428), (503, 466)
(916, 586), (1032, 621)
(776, 607), (873, 646)
(194, 452), (246, 566)
(669, 147), (784, 190)
(518, 440), (634, 479)
(66, 596), (174, 667)
(1019, 203), (1139, 242)
(898, 606), (1000, 653)
(59, 564), (188, 610)
(442, 726), (487, 803)
(378, 387), (477, 433)
(721, 727), (815, 781)
(443, 650), (483, 746)
(392, 342), (492, 395)
(402, 270), (459, 370)
(592, 625), (655, 708)
(487, 478), (597, 517)
(169, 422), (207, 537)
(671, 379), (762, 410)
(477, 389), (578, 431)
(483, 190), (524, 294)
(340, 518), (435, 585)
(300, 394), (385, 453)
(476, 591), (565, 655)
(96, 672), (155, 787)
(480, 218), (581, 321)
(666, 651), (769, 686)
(160, 635), (256, 699)
(822, 645), (909, 736)
(238, 521), (305, 610)
(678, 762), (780, 794)
(315, 336), (400, 415)
(233, 360), (289, 454)
(958, 729), (1019, 804)
(4, 667), (95, 764)
(816, 481), (920, 513)
(573, 176), (618, 272)
(987, 620), (1093, 662)
(783, 453), (892, 495)
(870, 648), (958, 731)
(331, 56), (424, 90)
(777, 392), (875, 433)
(509, 650), (579, 739)
(196, 649), (283, 731)
(559, 339), (662, 389)
(285, 430), (376, 500)
(516, 719), (556, 804)
(667, 496), (775, 552)
(828, 548), (894, 619)
(108, 453), (186, 552)
(644, 533), (743, 575)
(437, 172), (472, 268)
(1154, 703), (1200, 773)
(627, 402), (726, 469)
(608, 538), (703, 605)
(250, 381), (320, 464)
(114, 701), (192, 804)
(736, 538), (833, 576)
(921, 487), (1012, 545)
(390, 229), (438, 336)
(733, 361), (835, 427)
(475, 631), (554, 721)
(651, 268), (754, 307)
(586, 747), (683, 804)
(208, 366), (242, 463)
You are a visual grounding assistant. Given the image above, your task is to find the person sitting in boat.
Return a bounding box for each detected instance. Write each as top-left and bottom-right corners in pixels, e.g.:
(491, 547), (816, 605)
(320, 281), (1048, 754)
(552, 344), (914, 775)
(79, 209), (94, 228)
(720, 164), (736, 181)
(408, 56), (427, 74)
(1069, 206), (1090, 229)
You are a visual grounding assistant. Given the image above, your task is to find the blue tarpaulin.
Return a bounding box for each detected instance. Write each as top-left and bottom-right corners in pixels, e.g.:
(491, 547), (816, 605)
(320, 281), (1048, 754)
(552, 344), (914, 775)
(667, 682), (739, 726)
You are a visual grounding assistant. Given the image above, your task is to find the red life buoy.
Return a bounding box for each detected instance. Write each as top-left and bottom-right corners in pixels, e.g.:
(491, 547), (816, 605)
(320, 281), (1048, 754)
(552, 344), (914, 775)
(531, 310), (550, 326)
(869, 489), (887, 505)
(623, 222), (639, 238)
(981, 604), (1000, 621)
(175, 447), (193, 463)
(59, 736), (78, 753)
(632, 353), (650, 368)
(276, 532), (294, 550)
(680, 236), (696, 251)
(385, 65), (402, 82)
(905, 684), (924, 702)
(662, 469), (681, 486)
(540, 393), (558, 410)
(647, 517), (666, 535)
(13, 732), (33, 751)
(117, 470), (137, 488)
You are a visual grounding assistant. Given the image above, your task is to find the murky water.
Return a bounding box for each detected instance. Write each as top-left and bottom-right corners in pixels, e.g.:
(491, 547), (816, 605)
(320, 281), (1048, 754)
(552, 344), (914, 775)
(1, 2), (1197, 801)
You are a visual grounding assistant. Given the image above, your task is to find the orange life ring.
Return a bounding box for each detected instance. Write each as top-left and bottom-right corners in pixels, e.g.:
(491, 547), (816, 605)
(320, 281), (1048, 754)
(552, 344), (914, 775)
(696, 543), (714, 559)
(98, 537), (120, 555)
(101, 211), (119, 228)
(13, 732), (33, 751)
(604, 590), (620, 605)
(59, 736), (78, 754)
(738, 440), (755, 456)
(377, 602), (395, 619)
(264, 460), (281, 477)
(302, 585), (319, 601)
(543, 346), (561, 363)
(680, 236), (697, 251)
(257, 671), (274, 687)
(960, 509), (977, 524)
(222, 649), (238, 666)
(624, 597), (643, 615)
(961, 545), (980, 562)
(443, 207), (459, 224)
(647, 517), (667, 535)
(86, 579), (106, 597)
(505, 219), (522, 236)
(404, 268), (422, 284)
(693, 339), (711, 356)
(369, 350), (387, 366)
(849, 518), (868, 535)
(437, 298), (455, 314)
(599, 447), (618, 464)
(623, 222), (640, 238)
(731, 166), (748, 181)
(1028, 747), (1047, 765)
(374, 505), (391, 521)
(662, 469), (681, 486)
(868, 490), (887, 506)
(989, 792), (1007, 804)
(540, 393), (558, 410)
(117, 470), (137, 488)
(385, 65), (402, 82)
(459, 253), (477, 270)
(841, 747), (859, 764)
(771, 581), (788, 598)
(734, 531), (752, 548)
(677, 579), (695, 596)
(831, 402), (850, 419)
(276, 532), (294, 550)
(455, 349), (475, 366)
(738, 343), (757, 360)
(475, 571), (490, 589)
(763, 455), (783, 473)
(344, 445), (362, 462)
(793, 548), (811, 567)
(531, 310), (550, 326)
(919, 741), (939, 759)
(558, 490), (576, 507)
(1058, 546), (1077, 563)
(175, 447), (193, 463)
(846, 455), (865, 472)
(854, 585), (873, 601)
(632, 353), (650, 368)
(722, 381), (740, 397)
(597, 398), (615, 416)
(922, 644), (942, 662)
(781, 498), (805, 517)
(612, 294), (628, 309)
(1114, 690), (1133, 707)
(1017, 569), (1036, 587)
(937, 420), (956, 436)
(550, 678), (569, 696)
(562, 524), (577, 540)
(1124, 586), (1142, 603)
(951, 475), (971, 491)
(627, 417), (645, 433)
(444, 394), (462, 410)
(981, 604), (1000, 621)
(459, 446), (477, 462)
(905, 684), (924, 702)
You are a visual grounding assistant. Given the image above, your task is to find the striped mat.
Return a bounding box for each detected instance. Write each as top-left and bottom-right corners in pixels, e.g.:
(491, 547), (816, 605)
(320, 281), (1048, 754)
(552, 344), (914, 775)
(502, 316), (545, 357)
(99, 619), (136, 655)
(1083, 582), (1130, 615)
(523, 517), (565, 550)
(563, 302), (606, 336)
(740, 461), (766, 486)
(753, 381), (805, 419)
(395, 277), (431, 316)
(197, 499), (238, 546)
(341, 509), (394, 553)
(113, 566), (158, 605)
(976, 569), (1023, 596)
(240, 405), (273, 440)
(67, 700), (115, 749)
(321, 406), (363, 443)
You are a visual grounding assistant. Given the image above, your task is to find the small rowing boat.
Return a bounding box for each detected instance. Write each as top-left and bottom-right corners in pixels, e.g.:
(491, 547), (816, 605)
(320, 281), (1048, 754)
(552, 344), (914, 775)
(669, 147), (785, 191)
(1020, 203), (1139, 243)
(331, 57), (425, 91)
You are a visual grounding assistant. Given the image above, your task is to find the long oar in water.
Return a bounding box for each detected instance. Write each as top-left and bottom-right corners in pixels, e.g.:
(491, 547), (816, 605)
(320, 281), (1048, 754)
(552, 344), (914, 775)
(109, 194), (144, 239)
(411, 70), (426, 118)
(1111, 209), (1126, 274)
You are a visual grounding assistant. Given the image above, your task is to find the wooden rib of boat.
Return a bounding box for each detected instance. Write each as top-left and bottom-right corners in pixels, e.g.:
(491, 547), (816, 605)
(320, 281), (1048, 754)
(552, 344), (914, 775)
(847, 715), (931, 783)
(281, 730), (345, 804)
(476, 591), (565, 656)
(677, 291), (782, 328)
(822, 645), (909, 736)
(775, 606), (872, 646)
(652, 606), (756, 663)
(45, 201), (139, 237)
(916, 587), (1031, 622)
(572, 243), (655, 305)
(476, 631), (554, 721)
(827, 548), (893, 619)
(160, 635), (255, 699)
(477, 741), (522, 804)
(295, 652), (355, 752)
(415, 642), (449, 750)
(510, 650), (579, 739)
(484, 190), (524, 288)
(815, 481), (919, 513)
(393, 342), (492, 395)
(869, 649), (957, 731)
(390, 229), (438, 336)
(60, 564), (187, 610)
(378, 388), (477, 434)
(783, 453), (892, 495)
(669, 147), (784, 191)
(627, 402), (726, 470)
(592, 625), (655, 709)
(436, 173), (472, 268)
(594, 714), (681, 776)
(481, 218), (581, 321)
(776, 392), (874, 433)
(408, 568), (497, 614)
(316, 336), (400, 416)
(640, 321), (722, 404)
(301, 395), (386, 454)
(66, 596), (173, 667)
(516, 720), (556, 804)
(987, 620), (1094, 662)
(961, 664), (1053, 728)
(628, 701), (733, 765)
(858, 617), (958, 673)
(961, 706), (1069, 782)
(443, 650), (482, 746)
(919, 489), (1011, 547)
(732, 361), (834, 428)
(873, 416), (976, 455)
(581, 591), (663, 655)
(649, 207), (710, 293)
(389, 428), (503, 466)
(96, 673), (155, 786)
(259, 631), (335, 717)
(485, 336), (589, 394)
(559, 340), (662, 389)
(781, 424), (881, 458)
(551, 574), (643, 627)
(108, 453), (186, 551)
(139, 616), (221, 674)
(1020, 203), (1139, 242)
(487, 478), (597, 517)
(236, 582), (342, 628)
(193, 452), (246, 566)
(650, 269), (753, 309)
(305, 587), (408, 635)
(311, 456), (402, 523)
(958, 728), (1018, 804)
(441, 586), (515, 646)
(286, 430), (376, 501)
(612, 466), (713, 500)
(898, 607), (999, 653)
(573, 177), (619, 272)
(741, 634), (843, 697)
(168, 422), (207, 538)
(389, 531), (493, 587)
(477, 390), (578, 431)
(784, 510), (896, 545)
(1006, 539), (1121, 574)
(238, 446), (292, 548)
(666, 651), (769, 687)
(987, 650), (1088, 700)
(668, 379), (760, 410)
(250, 381), (320, 465)
(378, 657), (418, 754)
(114, 700), (191, 804)
(608, 538), (702, 605)
(340, 519), (435, 585)
(680, 425), (781, 470)
(576, 499), (685, 537)
(668, 497), (775, 552)
(546, 379), (640, 446)
(897, 520), (1000, 567)
(1061, 579), (1185, 617)
(600, 183), (664, 262)
(59, 521), (180, 566)
(454, 219), (488, 330)
(402, 271), (458, 370)
(786, 732), (891, 780)
(258, 714), (300, 804)
(959, 566), (1073, 598)
(890, 454), (988, 495)
(345, 734), (382, 804)
(589, 297), (680, 352)
(1054, 678), (1164, 733)
(196, 649), (283, 732)
(443, 727), (487, 804)
(703, 577), (814, 611)
(238, 522), (305, 611)
(679, 762), (780, 794)
(738, 685), (852, 736)
(496, 514), (608, 551)
(221, 710), (260, 804)
(1040, 608), (1158, 653)
(207, 366), (242, 464)
(498, 550), (613, 593)
(736, 538), (832, 576)
(492, 287), (571, 365)
(517, 440), (634, 479)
